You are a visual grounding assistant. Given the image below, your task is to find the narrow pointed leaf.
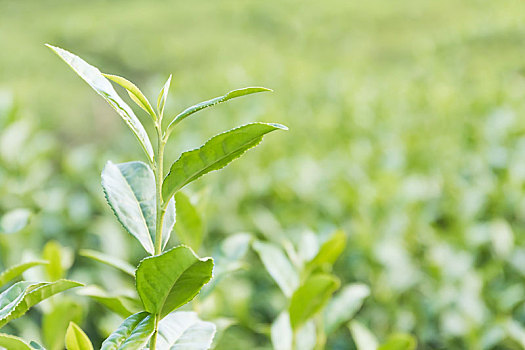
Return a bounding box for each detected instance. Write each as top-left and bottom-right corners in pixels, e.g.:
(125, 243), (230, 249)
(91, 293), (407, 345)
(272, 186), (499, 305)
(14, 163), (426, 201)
(305, 230), (346, 273)
(43, 240), (66, 281)
(46, 45), (154, 162)
(78, 286), (142, 318)
(102, 161), (175, 254)
(167, 87), (272, 132)
(162, 123), (287, 201)
(324, 283), (370, 335)
(0, 261), (47, 288)
(0, 333), (32, 350)
(79, 249), (135, 277)
(289, 274), (340, 330)
(155, 311), (215, 350)
(100, 311), (155, 350)
(252, 241), (299, 298)
(174, 192), (204, 251)
(0, 280), (83, 328)
(157, 75), (172, 118)
(136, 246), (213, 318)
(65, 322), (93, 350)
(103, 74), (156, 119)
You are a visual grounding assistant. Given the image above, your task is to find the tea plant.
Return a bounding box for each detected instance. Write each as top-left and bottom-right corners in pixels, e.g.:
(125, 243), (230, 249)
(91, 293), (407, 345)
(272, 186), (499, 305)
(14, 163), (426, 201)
(41, 44), (286, 350)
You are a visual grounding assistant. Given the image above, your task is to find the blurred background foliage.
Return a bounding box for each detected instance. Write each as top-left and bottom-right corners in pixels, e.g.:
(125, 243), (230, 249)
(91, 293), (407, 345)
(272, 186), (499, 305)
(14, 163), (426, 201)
(1, 0), (525, 348)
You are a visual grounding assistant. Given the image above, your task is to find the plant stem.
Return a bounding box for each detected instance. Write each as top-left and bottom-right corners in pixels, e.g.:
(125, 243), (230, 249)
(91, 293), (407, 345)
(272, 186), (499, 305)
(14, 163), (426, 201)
(314, 314), (326, 350)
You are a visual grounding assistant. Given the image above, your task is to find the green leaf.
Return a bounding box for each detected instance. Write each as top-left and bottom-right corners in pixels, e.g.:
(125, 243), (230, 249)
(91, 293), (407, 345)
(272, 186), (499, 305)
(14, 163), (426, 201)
(157, 75), (172, 118)
(166, 87), (272, 132)
(78, 286), (142, 318)
(79, 249), (135, 277)
(0, 333), (32, 350)
(271, 312), (292, 350)
(378, 334), (417, 350)
(100, 311), (155, 350)
(0, 280), (83, 328)
(43, 299), (83, 350)
(324, 283), (370, 335)
(103, 74), (156, 120)
(0, 208), (31, 234)
(288, 274), (340, 330)
(101, 161), (175, 255)
(162, 122), (287, 202)
(65, 322), (93, 350)
(295, 321), (316, 350)
(305, 230), (346, 273)
(155, 311), (216, 350)
(348, 321), (378, 350)
(252, 241), (299, 298)
(43, 241), (65, 281)
(0, 260), (47, 288)
(174, 191), (204, 251)
(136, 246), (213, 318)
(46, 45), (154, 163)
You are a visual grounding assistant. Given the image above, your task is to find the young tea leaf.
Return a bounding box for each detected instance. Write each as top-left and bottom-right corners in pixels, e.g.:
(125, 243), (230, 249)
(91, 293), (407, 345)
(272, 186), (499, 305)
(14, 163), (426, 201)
(155, 311), (216, 350)
(100, 311), (155, 350)
(378, 334), (417, 350)
(65, 322), (94, 350)
(174, 191), (204, 251)
(166, 87), (272, 132)
(157, 75), (172, 118)
(103, 74), (156, 119)
(324, 283), (370, 335)
(0, 333), (33, 350)
(46, 45), (154, 162)
(162, 122), (287, 201)
(135, 246), (213, 318)
(43, 299), (83, 350)
(305, 230), (346, 273)
(79, 249), (135, 277)
(288, 274), (340, 330)
(0, 260), (47, 288)
(43, 240), (66, 281)
(101, 161), (175, 254)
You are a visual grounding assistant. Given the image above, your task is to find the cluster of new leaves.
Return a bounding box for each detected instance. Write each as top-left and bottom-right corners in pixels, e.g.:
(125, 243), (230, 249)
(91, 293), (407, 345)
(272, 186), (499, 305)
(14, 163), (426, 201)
(44, 45), (286, 349)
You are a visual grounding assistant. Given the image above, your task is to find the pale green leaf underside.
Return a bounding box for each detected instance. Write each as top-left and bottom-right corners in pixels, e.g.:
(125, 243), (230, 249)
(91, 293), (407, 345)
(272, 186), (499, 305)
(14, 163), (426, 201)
(252, 241), (299, 298)
(349, 321), (379, 350)
(46, 45), (154, 162)
(136, 246), (213, 318)
(102, 161), (175, 254)
(103, 73), (156, 119)
(155, 311), (216, 350)
(78, 285), (142, 318)
(0, 280), (83, 328)
(79, 249), (135, 277)
(174, 191), (203, 251)
(324, 283), (370, 335)
(166, 87), (272, 132)
(162, 122), (287, 201)
(288, 274), (340, 330)
(101, 311), (155, 350)
(0, 260), (47, 287)
(0, 208), (31, 234)
(0, 333), (33, 350)
(65, 322), (94, 350)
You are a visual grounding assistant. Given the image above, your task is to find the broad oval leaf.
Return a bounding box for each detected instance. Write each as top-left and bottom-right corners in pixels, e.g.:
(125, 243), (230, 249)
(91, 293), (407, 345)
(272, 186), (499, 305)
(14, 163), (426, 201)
(65, 322), (93, 350)
(305, 230), (346, 273)
(174, 192), (203, 251)
(0, 333), (32, 350)
(155, 311), (216, 350)
(78, 286), (142, 318)
(0, 260), (47, 288)
(157, 75), (172, 118)
(0, 208), (31, 234)
(79, 249), (135, 277)
(288, 274), (340, 330)
(102, 161), (175, 254)
(136, 246), (213, 318)
(252, 241), (299, 298)
(0, 280), (83, 328)
(324, 283), (370, 335)
(101, 311), (155, 350)
(166, 87), (272, 132)
(162, 122), (287, 202)
(103, 74), (156, 119)
(46, 45), (154, 162)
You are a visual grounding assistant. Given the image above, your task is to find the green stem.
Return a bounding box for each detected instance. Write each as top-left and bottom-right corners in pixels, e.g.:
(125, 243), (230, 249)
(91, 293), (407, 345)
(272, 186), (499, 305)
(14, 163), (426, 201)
(314, 314), (326, 350)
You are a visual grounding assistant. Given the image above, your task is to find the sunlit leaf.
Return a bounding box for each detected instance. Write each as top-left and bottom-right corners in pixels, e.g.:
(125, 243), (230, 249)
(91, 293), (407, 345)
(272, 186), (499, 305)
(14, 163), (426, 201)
(166, 87), (272, 132)
(100, 311), (155, 350)
(155, 311), (215, 350)
(79, 249), (135, 277)
(46, 45), (154, 162)
(378, 334), (417, 350)
(0, 333), (32, 349)
(136, 246), (213, 318)
(43, 241), (66, 281)
(0, 280), (83, 328)
(101, 161), (175, 254)
(0, 261), (47, 288)
(103, 74), (156, 119)
(0, 209), (31, 234)
(271, 312), (292, 350)
(295, 321), (316, 350)
(349, 321), (378, 350)
(174, 192), (204, 251)
(78, 286), (142, 318)
(65, 322), (93, 350)
(162, 123), (287, 201)
(252, 241), (299, 298)
(305, 230), (346, 273)
(157, 75), (172, 118)
(324, 283), (370, 335)
(288, 274), (339, 330)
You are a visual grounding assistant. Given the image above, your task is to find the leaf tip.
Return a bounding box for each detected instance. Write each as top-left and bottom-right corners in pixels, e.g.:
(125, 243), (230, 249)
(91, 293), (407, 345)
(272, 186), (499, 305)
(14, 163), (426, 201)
(268, 123), (288, 131)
